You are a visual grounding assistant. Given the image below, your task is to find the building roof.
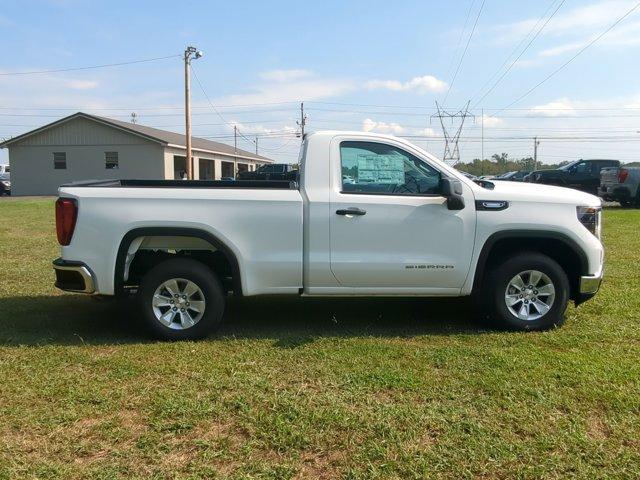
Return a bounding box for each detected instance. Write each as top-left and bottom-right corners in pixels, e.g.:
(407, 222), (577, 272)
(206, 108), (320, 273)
(0, 112), (274, 163)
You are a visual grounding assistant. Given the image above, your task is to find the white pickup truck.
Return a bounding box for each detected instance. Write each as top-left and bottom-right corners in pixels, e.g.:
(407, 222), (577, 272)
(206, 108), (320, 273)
(53, 131), (604, 340)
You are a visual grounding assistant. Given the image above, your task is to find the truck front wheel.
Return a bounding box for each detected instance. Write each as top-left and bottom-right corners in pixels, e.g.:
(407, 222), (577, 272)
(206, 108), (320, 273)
(485, 253), (569, 331)
(138, 258), (225, 340)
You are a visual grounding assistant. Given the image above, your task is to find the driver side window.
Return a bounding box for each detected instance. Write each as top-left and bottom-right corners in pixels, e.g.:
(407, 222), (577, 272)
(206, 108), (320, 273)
(572, 161), (590, 174)
(340, 141), (441, 195)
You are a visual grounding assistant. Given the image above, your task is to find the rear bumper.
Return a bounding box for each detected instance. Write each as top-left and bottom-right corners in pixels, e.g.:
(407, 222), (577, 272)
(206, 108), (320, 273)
(598, 185), (631, 201)
(53, 258), (96, 294)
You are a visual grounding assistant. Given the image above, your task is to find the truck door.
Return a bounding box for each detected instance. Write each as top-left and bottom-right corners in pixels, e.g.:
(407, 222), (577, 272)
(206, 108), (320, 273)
(566, 160), (597, 193)
(329, 138), (476, 292)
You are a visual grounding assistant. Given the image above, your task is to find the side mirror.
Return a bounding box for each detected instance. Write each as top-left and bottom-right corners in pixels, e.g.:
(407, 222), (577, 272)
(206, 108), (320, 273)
(440, 178), (465, 210)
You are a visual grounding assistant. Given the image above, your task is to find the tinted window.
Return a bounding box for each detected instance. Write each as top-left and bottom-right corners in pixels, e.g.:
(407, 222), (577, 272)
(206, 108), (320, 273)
(340, 141), (441, 195)
(573, 161), (590, 174)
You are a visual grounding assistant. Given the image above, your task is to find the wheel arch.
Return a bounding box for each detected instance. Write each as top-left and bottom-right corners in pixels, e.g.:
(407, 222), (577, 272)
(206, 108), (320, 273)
(114, 227), (243, 296)
(472, 230), (589, 300)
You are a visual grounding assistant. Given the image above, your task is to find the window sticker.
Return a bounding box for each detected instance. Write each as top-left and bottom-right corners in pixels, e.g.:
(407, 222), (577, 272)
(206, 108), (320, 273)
(356, 153), (405, 185)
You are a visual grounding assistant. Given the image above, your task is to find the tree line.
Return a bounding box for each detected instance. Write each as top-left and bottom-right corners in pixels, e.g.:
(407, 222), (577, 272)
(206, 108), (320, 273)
(454, 153), (569, 177)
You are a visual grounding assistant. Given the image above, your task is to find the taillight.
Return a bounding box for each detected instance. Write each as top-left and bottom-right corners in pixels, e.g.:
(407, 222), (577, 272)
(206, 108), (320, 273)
(55, 198), (78, 246)
(618, 168), (629, 183)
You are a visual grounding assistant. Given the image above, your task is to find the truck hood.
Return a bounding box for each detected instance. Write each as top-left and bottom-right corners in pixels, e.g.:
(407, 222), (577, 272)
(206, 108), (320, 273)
(477, 180), (601, 206)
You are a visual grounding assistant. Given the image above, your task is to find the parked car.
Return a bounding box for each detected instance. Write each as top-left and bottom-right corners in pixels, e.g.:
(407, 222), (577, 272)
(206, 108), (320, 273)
(526, 159), (620, 195)
(599, 166), (640, 207)
(498, 170), (530, 182)
(0, 173), (10, 196)
(236, 163), (298, 181)
(53, 131), (604, 340)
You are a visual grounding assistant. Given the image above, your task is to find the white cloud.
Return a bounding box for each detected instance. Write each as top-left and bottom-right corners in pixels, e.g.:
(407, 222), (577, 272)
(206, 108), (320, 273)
(66, 80), (98, 90)
(501, 1), (637, 38)
(420, 127), (438, 137)
(497, 1), (640, 58)
(220, 77), (354, 105)
(530, 98), (577, 117)
(260, 69), (313, 82)
(365, 75), (448, 94)
(361, 120), (440, 137)
(228, 120), (298, 135)
(481, 114), (504, 127)
(540, 19), (640, 57)
(362, 118), (405, 135)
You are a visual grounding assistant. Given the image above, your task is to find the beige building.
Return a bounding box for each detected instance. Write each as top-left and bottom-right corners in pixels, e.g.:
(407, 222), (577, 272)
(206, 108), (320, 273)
(0, 112), (274, 196)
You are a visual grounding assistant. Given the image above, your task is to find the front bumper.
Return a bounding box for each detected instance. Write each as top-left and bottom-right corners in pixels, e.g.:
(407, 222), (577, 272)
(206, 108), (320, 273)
(579, 266), (603, 295)
(53, 258), (96, 294)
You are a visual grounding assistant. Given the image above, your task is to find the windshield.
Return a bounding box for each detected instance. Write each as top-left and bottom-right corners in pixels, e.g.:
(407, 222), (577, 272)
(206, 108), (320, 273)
(558, 160), (580, 171)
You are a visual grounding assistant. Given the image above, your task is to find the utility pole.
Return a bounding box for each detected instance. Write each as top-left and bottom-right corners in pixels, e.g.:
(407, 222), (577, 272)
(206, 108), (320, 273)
(533, 136), (540, 171)
(481, 108), (484, 176)
(234, 125), (238, 156)
(296, 102), (307, 139)
(255, 135), (258, 155)
(184, 46), (203, 180)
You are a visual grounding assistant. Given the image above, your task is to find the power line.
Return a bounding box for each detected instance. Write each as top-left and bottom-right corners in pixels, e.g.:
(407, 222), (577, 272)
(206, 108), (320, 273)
(0, 54), (182, 76)
(188, 64), (291, 151)
(443, 0), (486, 104)
(497, 1), (640, 113)
(470, 0), (560, 104)
(4, 101), (640, 113)
(471, 0), (565, 108)
(444, 0), (476, 81)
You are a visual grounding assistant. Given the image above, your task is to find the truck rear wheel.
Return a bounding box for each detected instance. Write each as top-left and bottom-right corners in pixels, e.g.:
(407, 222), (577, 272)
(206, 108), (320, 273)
(484, 252), (569, 331)
(138, 258), (225, 340)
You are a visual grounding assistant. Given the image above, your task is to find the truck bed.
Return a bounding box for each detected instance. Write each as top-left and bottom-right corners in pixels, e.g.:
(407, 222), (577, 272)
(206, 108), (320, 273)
(61, 179), (298, 190)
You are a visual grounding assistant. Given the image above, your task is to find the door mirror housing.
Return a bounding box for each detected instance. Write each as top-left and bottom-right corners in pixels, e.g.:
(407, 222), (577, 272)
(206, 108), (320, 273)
(440, 178), (465, 210)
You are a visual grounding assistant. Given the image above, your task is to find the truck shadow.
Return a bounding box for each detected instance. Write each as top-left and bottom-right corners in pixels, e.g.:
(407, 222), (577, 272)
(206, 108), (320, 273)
(0, 294), (494, 347)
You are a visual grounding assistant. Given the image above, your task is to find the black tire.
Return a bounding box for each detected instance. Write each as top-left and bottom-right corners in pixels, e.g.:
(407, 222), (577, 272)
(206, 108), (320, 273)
(138, 257), (225, 340)
(484, 252), (569, 331)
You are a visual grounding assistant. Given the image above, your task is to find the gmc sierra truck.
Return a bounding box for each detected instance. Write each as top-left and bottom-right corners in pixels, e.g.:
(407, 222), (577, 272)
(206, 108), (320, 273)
(599, 165), (640, 207)
(53, 131), (604, 340)
(525, 159), (620, 195)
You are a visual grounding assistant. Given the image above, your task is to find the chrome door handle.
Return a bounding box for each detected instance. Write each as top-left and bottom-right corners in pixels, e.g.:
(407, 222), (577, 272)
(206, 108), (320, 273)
(336, 208), (366, 216)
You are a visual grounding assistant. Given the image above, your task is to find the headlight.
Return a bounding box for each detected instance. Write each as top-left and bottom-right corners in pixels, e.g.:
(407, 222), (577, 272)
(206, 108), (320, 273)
(577, 206), (601, 239)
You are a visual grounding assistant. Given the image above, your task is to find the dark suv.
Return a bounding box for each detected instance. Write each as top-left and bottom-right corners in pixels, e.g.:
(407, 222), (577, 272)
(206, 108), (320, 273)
(525, 159), (620, 195)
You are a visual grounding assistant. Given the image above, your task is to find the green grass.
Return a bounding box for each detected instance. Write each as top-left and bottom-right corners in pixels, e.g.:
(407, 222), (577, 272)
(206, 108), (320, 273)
(0, 198), (639, 479)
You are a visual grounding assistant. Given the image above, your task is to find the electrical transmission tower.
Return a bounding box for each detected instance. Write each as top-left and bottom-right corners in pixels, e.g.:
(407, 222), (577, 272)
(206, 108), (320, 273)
(431, 101), (474, 165)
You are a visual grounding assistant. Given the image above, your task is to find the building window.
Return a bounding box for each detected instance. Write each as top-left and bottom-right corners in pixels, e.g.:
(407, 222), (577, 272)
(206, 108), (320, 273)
(105, 151), (119, 169)
(237, 163), (249, 173)
(173, 155), (187, 179)
(53, 152), (67, 169)
(221, 161), (235, 179)
(198, 158), (215, 180)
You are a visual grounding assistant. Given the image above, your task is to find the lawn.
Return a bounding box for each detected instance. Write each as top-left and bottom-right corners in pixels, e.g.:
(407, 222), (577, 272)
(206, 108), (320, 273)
(0, 198), (639, 479)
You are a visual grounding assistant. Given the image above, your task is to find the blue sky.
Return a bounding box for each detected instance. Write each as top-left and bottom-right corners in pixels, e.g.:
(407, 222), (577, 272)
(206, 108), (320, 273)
(2, 0), (640, 165)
